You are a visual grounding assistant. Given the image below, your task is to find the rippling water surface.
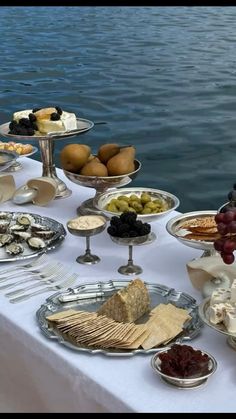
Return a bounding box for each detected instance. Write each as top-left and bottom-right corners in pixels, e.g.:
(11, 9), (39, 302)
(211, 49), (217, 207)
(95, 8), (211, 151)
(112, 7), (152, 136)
(0, 6), (236, 212)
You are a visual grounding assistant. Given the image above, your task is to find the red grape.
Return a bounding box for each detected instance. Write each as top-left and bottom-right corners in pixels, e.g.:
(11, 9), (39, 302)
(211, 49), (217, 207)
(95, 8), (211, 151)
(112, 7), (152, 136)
(222, 253), (235, 265)
(214, 238), (225, 252)
(215, 213), (225, 223)
(223, 239), (236, 254)
(228, 221), (236, 233)
(223, 211), (235, 224)
(217, 222), (228, 235)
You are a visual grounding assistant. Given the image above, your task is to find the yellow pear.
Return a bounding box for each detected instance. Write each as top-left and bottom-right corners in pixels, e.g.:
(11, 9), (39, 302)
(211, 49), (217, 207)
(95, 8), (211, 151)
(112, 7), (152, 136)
(60, 143), (91, 173)
(80, 160), (108, 177)
(97, 143), (120, 163)
(106, 146), (136, 176)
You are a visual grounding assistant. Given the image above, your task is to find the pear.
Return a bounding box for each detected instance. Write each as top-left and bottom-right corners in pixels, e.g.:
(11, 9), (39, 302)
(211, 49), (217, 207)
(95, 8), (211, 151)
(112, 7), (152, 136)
(80, 160), (108, 177)
(106, 146), (136, 176)
(97, 143), (120, 164)
(60, 143), (91, 173)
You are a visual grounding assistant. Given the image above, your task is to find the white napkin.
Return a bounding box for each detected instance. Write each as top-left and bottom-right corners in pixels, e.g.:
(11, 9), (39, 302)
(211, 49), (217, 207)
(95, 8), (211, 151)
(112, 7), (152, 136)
(186, 253), (236, 291)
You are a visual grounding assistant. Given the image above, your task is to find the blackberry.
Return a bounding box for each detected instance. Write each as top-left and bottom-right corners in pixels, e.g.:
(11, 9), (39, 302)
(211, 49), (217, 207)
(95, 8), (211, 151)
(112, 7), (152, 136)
(29, 113), (36, 122)
(32, 108), (41, 113)
(32, 122), (38, 131)
(120, 232), (130, 238)
(116, 223), (130, 235)
(110, 216), (122, 227)
(129, 230), (138, 237)
(139, 224), (151, 236)
(55, 106), (63, 115)
(50, 112), (60, 121)
(107, 225), (117, 236)
(19, 118), (31, 128)
(120, 211), (137, 224)
(26, 128), (35, 136)
(133, 220), (143, 232)
(9, 120), (18, 130)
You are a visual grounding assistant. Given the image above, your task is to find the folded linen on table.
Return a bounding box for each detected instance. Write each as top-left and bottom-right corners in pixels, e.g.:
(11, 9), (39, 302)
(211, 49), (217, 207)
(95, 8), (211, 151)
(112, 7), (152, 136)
(186, 253), (236, 295)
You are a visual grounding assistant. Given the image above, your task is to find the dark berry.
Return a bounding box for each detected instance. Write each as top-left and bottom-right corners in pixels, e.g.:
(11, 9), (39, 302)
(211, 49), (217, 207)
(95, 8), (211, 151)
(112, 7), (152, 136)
(19, 118), (31, 127)
(50, 112), (60, 121)
(26, 128), (35, 136)
(116, 223), (130, 235)
(32, 122), (38, 131)
(120, 211), (137, 224)
(32, 108), (41, 113)
(9, 120), (18, 130)
(55, 106), (63, 115)
(29, 113), (36, 122)
(110, 216), (122, 227)
(129, 230), (138, 237)
(120, 232), (130, 238)
(107, 226), (117, 236)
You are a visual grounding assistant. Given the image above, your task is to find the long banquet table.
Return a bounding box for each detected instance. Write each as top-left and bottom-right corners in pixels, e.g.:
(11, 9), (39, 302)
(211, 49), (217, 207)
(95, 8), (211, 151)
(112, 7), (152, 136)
(0, 157), (235, 413)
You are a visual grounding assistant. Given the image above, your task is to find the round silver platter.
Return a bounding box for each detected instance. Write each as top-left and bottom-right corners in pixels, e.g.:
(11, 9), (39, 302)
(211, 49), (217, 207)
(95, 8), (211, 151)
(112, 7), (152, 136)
(0, 211), (66, 262)
(199, 297), (236, 351)
(166, 210), (218, 257)
(36, 280), (203, 357)
(0, 118), (94, 140)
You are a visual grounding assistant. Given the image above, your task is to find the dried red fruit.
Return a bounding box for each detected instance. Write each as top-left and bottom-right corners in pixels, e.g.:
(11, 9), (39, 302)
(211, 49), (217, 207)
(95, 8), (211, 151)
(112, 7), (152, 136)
(159, 344), (210, 378)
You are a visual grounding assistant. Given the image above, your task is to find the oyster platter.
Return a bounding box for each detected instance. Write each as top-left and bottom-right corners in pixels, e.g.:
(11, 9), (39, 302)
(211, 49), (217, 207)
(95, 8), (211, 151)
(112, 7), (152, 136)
(0, 211), (66, 262)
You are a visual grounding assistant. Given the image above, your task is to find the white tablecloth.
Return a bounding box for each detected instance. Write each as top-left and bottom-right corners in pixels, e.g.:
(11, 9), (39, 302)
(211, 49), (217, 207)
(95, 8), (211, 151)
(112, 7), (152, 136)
(0, 157), (235, 413)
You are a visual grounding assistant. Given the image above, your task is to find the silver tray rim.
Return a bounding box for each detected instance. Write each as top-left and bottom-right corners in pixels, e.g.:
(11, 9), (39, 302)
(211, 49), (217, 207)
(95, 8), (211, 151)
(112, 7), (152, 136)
(198, 297), (236, 338)
(0, 211), (66, 262)
(166, 210), (218, 251)
(36, 280), (203, 357)
(0, 118), (94, 141)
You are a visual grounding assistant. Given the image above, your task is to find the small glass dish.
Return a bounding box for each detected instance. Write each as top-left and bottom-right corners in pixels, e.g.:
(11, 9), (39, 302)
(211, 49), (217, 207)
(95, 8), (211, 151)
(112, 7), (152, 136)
(151, 346), (217, 389)
(67, 215), (107, 264)
(109, 232), (156, 275)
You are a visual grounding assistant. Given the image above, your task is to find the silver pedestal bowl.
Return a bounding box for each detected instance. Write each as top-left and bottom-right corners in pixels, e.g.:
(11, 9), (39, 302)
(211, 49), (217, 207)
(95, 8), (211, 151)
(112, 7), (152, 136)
(63, 159), (141, 216)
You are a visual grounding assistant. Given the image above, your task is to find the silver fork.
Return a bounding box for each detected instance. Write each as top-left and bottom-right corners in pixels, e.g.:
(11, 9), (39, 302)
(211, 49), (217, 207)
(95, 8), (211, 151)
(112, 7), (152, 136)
(5, 265), (69, 298)
(0, 261), (63, 291)
(9, 274), (78, 303)
(0, 254), (50, 281)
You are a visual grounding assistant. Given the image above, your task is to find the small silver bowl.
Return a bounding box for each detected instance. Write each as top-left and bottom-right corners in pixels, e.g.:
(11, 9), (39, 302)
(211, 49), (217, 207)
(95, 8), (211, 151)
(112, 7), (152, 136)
(67, 215), (107, 264)
(151, 346), (217, 389)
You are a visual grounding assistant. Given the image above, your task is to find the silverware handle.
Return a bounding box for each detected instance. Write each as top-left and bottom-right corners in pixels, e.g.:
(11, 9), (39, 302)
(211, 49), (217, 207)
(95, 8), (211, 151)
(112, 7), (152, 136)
(59, 291), (104, 302)
(0, 276), (35, 291)
(6, 281), (44, 297)
(10, 287), (51, 303)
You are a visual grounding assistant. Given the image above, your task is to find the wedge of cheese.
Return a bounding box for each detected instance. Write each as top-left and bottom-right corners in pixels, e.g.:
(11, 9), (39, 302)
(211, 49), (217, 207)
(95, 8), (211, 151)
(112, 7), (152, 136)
(97, 278), (150, 323)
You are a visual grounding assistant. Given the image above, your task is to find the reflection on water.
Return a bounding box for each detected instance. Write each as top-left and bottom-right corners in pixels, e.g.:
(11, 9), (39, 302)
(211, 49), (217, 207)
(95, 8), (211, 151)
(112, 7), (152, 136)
(0, 6), (236, 212)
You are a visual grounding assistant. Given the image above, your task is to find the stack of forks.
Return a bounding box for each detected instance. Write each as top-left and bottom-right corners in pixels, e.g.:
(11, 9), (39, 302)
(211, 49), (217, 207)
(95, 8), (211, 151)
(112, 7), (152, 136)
(0, 254), (78, 303)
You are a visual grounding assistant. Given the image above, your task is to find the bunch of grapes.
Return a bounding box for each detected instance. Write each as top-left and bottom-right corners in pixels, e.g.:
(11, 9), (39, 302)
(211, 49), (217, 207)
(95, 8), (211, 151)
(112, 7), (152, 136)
(107, 211), (151, 238)
(214, 184), (236, 264)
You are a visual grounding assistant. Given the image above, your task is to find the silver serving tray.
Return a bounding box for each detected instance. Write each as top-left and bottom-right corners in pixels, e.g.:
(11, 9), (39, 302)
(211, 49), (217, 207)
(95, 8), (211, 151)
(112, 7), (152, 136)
(0, 118), (94, 141)
(36, 280), (203, 357)
(0, 211), (66, 262)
